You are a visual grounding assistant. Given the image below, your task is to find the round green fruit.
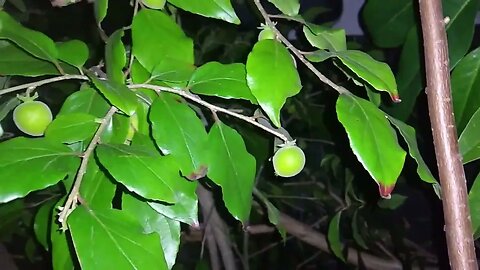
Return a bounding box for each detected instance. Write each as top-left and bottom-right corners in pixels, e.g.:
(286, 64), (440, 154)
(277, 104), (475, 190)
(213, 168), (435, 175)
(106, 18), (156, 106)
(272, 145), (305, 177)
(13, 101), (53, 136)
(258, 28), (275, 40)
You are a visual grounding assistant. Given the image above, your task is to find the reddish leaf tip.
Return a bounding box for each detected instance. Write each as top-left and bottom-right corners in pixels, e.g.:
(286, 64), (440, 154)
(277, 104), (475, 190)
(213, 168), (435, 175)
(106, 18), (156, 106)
(186, 165), (208, 180)
(391, 94), (402, 103)
(378, 184), (395, 199)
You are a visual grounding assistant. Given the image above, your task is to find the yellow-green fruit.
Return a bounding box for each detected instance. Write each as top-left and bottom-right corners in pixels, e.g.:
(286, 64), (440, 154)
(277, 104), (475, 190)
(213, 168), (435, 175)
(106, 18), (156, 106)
(13, 101), (52, 136)
(272, 145), (305, 177)
(258, 28), (275, 40)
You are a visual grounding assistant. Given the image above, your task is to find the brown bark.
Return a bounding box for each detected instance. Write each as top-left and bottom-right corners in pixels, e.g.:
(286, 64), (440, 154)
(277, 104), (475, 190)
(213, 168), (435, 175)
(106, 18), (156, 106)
(418, 0), (478, 269)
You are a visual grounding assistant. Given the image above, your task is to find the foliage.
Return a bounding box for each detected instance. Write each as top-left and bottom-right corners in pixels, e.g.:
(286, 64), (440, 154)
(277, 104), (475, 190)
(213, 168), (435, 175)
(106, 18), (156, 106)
(0, 0), (479, 269)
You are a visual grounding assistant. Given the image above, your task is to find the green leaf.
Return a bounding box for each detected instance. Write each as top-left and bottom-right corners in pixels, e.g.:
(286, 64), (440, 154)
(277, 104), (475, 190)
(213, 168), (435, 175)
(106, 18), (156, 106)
(452, 47), (480, 133)
(88, 74), (137, 116)
(80, 159), (116, 209)
(336, 94), (406, 198)
(362, 0), (415, 48)
(45, 113), (99, 144)
(0, 41), (76, 76)
(142, 0), (166, 9)
(386, 115), (441, 197)
(469, 172), (480, 239)
(0, 96), (20, 122)
(188, 62), (257, 103)
(56, 40), (89, 69)
(34, 200), (55, 251)
(150, 93), (208, 177)
(327, 210), (345, 262)
(105, 30), (126, 83)
(97, 143), (189, 203)
(0, 137), (76, 203)
(246, 39), (302, 127)
(267, 0), (300, 16)
(68, 206), (168, 270)
(58, 86), (110, 118)
(94, 0), (108, 25)
(351, 210), (368, 249)
(206, 122), (256, 222)
(387, 0), (478, 120)
(148, 191), (199, 226)
(303, 24), (346, 52)
(252, 188), (286, 239)
(132, 9), (195, 83)
(335, 50), (399, 101)
(0, 11), (59, 66)
(459, 106), (480, 164)
(305, 49), (334, 63)
(51, 226), (74, 270)
(167, 0), (240, 24)
(123, 194), (180, 269)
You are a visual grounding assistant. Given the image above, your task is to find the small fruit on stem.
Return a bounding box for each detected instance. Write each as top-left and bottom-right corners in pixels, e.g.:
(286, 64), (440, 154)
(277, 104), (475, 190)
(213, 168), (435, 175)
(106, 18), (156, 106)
(13, 94), (53, 136)
(272, 142), (306, 177)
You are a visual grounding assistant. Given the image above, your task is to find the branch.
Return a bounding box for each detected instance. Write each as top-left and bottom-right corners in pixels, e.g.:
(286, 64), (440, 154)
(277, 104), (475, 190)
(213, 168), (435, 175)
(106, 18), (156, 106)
(0, 75), (88, 96)
(418, 0), (478, 269)
(253, 0), (349, 95)
(129, 84), (289, 142)
(57, 106), (118, 230)
(197, 185), (238, 270)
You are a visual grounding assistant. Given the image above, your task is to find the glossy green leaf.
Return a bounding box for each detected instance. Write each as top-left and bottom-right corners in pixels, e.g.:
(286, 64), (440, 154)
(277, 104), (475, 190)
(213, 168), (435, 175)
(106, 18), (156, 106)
(246, 39), (302, 127)
(51, 226), (74, 270)
(206, 122), (256, 222)
(327, 210), (345, 262)
(0, 41), (76, 76)
(58, 86), (110, 118)
(303, 24), (346, 52)
(0, 11), (59, 66)
(188, 62), (257, 103)
(362, 0), (415, 48)
(150, 93), (208, 177)
(366, 85), (382, 107)
(388, 0), (478, 120)
(0, 137), (76, 203)
(469, 172), (480, 239)
(268, 0), (300, 16)
(45, 113), (99, 144)
(105, 30), (126, 83)
(167, 0), (240, 24)
(123, 194), (180, 269)
(335, 50), (398, 101)
(80, 159), (116, 209)
(336, 94), (406, 197)
(459, 106), (480, 164)
(386, 115), (441, 197)
(34, 200), (55, 251)
(88, 74), (137, 116)
(68, 206), (168, 270)
(94, 0), (108, 25)
(132, 9), (195, 83)
(97, 143), (189, 203)
(148, 191), (199, 226)
(142, 0), (166, 9)
(57, 40), (89, 69)
(305, 50), (334, 63)
(452, 47), (480, 133)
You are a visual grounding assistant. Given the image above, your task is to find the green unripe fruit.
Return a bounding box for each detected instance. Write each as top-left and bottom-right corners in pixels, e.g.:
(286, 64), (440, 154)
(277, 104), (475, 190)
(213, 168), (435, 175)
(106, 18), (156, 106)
(272, 145), (305, 177)
(13, 101), (53, 136)
(258, 28), (275, 40)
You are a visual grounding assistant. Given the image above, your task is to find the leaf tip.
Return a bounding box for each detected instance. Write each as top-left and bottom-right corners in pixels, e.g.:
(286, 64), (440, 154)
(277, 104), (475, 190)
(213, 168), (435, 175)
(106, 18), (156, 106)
(391, 94), (402, 103)
(378, 184), (395, 199)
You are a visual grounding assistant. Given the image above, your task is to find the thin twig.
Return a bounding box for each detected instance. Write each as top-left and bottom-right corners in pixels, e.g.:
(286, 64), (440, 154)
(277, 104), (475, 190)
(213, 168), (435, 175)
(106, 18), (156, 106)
(57, 106), (118, 230)
(253, 0), (349, 95)
(129, 84), (289, 142)
(0, 75), (88, 96)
